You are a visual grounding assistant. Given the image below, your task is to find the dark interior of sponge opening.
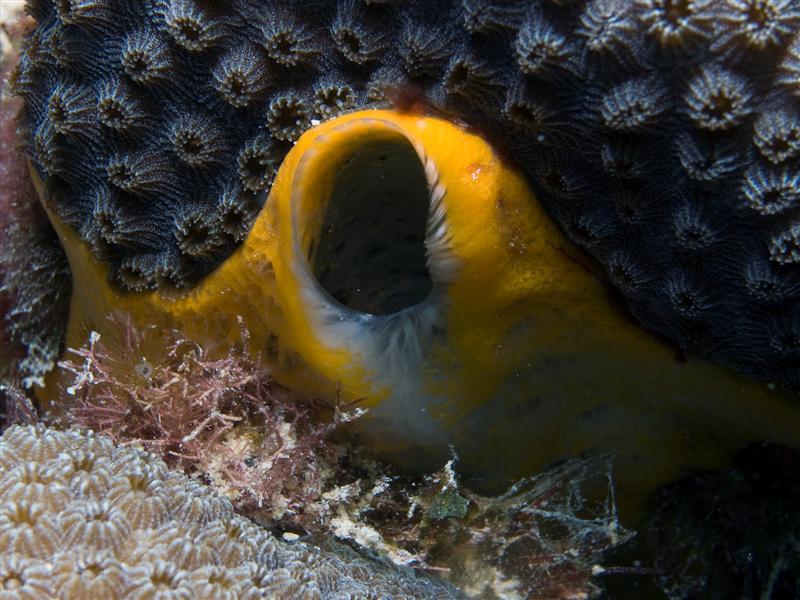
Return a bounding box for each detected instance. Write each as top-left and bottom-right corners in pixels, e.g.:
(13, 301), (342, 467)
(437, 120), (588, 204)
(310, 135), (433, 316)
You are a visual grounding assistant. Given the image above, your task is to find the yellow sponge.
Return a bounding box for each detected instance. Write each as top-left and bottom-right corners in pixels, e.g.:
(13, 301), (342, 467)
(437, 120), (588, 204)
(36, 110), (800, 517)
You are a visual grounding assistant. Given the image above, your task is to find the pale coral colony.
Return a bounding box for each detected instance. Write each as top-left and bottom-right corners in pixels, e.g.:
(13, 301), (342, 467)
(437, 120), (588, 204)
(0, 424), (461, 599)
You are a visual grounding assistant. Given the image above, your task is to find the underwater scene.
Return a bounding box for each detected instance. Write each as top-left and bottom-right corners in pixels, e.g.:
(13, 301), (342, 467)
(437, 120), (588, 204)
(1, 0), (800, 598)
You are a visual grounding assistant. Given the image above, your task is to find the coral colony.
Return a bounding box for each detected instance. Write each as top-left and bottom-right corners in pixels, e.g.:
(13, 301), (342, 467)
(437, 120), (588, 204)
(0, 424), (462, 598)
(9, 0), (800, 389)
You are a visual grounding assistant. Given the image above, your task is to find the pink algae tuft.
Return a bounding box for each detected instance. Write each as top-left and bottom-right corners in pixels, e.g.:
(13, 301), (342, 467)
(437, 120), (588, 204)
(58, 315), (361, 533)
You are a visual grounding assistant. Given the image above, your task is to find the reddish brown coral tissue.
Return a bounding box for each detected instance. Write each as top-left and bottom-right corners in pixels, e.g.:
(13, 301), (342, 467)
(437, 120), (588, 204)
(0, 11), (35, 243)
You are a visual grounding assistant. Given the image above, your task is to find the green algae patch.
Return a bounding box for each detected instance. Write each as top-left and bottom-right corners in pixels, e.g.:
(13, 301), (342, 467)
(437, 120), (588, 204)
(427, 489), (469, 521)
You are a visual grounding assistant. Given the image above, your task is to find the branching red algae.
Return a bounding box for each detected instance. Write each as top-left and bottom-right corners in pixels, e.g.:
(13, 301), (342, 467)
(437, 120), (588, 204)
(58, 314), (356, 533)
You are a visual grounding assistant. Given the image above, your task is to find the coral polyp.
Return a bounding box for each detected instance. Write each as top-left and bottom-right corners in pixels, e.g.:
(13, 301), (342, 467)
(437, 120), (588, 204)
(715, 0), (800, 54)
(599, 77), (668, 132)
(638, 0), (714, 51)
(163, 0), (223, 53)
(236, 135), (277, 192)
(212, 44), (269, 108)
(332, 2), (386, 65)
(258, 9), (318, 68)
(46, 81), (95, 137)
(52, 0), (117, 28)
(684, 65), (752, 131)
(742, 166), (800, 216)
(96, 81), (144, 132)
(770, 223), (800, 264)
(120, 28), (172, 85)
(266, 94), (311, 142)
(513, 15), (569, 79)
(753, 109), (800, 164)
(171, 114), (227, 168)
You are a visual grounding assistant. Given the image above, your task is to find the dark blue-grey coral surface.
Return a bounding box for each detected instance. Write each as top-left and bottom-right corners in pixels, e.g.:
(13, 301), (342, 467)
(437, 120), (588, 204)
(12, 0), (800, 391)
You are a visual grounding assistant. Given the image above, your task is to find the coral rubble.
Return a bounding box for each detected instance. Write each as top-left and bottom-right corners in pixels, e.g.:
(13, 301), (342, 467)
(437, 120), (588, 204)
(8, 0), (800, 390)
(323, 453), (634, 600)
